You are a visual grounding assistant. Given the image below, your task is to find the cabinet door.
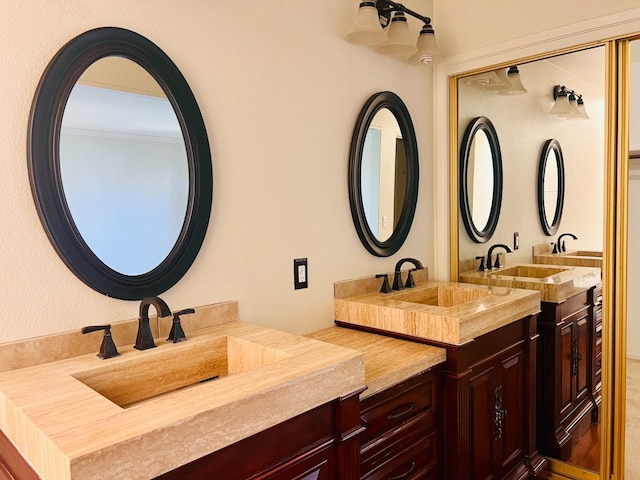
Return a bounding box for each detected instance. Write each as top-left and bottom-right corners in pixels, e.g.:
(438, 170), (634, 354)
(468, 364), (498, 480)
(497, 350), (525, 475)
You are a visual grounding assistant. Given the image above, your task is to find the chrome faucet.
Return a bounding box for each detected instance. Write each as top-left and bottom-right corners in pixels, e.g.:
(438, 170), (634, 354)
(392, 258), (424, 290)
(554, 232), (578, 253)
(487, 244), (512, 270)
(135, 296), (172, 350)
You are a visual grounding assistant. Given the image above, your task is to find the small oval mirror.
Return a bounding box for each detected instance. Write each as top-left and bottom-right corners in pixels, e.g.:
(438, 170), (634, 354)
(459, 116), (503, 243)
(349, 92), (419, 257)
(537, 139), (565, 235)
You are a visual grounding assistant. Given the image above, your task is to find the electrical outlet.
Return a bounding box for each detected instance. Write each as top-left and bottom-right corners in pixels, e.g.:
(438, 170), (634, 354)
(514, 232), (520, 250)
(294, 258), (308, 290)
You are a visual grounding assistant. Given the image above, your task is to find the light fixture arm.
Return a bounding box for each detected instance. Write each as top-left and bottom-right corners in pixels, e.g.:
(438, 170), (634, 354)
(553, 85), (582, 100)
(375, 0), (431, 27)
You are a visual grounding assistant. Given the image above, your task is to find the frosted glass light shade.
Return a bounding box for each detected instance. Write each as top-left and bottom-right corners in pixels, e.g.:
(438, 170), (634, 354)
(548, 90), (572, 116)
(378, 12), (417, 57)
(408, 24), (439, 65)
(497, 66), (527, 95)
(567, 97), (590, 120)
(345, 2), (386, 46)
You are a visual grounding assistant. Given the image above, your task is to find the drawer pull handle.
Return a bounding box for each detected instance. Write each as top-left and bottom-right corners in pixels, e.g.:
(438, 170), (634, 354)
(388, 461), (416, 480)
(386, 402), (415, 421)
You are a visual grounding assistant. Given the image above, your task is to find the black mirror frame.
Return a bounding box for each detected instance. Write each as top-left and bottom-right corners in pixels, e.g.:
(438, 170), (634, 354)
(537, 138), (565, 236)
(27, 27), (213, 300)
(348, 91), (419, 257)
(459, 116), (503, 244)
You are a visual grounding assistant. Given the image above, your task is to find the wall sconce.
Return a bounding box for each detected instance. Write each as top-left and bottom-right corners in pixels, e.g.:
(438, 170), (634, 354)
(464, 66), (527, 95)
(346, 0), (439, 65)
(549, 85), (590, 120)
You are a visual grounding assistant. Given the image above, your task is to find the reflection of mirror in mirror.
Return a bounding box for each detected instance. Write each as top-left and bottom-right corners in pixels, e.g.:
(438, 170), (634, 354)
(60, 57), (189, 275)
(468, 130), (494, 231)
(543, 150), (560, 226)
(360, 108), (405, 242)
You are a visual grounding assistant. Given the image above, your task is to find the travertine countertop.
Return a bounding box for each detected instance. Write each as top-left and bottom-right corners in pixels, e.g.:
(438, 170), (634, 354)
(334, 278), (541, 345)
(460, 263), (601, 303)
(306, 326), (446, 399)
(0, 319), (364, 480)
(533, 251), (603, 269)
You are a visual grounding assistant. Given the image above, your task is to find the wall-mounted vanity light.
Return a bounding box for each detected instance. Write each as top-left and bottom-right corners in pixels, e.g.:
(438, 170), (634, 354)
(464, 66), (527, 95)
(345, 0), (439, 65)
(548, 85), (590, 120)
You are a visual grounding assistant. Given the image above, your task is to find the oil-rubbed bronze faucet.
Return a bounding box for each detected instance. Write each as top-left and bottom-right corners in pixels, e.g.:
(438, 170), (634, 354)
(135, 297), (172, 350)
(555, 232), (578, 253)
(392, 258), (424, 290)
(487, 244), (512, 270)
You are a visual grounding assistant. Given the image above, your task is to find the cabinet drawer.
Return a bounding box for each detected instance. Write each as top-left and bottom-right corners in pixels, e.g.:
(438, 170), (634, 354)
(362, 428), (438, 480)
(361, 375), (437, 445)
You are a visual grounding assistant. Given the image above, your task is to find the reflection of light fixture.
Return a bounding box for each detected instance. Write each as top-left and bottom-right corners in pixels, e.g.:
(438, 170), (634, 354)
(549, 85), (589, 119)
(346, 0), (439, 65)
(465, 66), (527, 95)
(496, 66), (528, 95)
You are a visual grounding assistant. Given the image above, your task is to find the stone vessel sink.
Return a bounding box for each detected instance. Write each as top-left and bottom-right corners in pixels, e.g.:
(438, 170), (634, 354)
(73, 336), (292, 408)
(0, 317), (364, 480)
(334, 278), (541, 345)
(460, 263), (601, 303)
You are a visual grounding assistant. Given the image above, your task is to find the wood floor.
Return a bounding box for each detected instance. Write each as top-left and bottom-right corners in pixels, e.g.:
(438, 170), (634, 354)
(566, 422), (600, 472)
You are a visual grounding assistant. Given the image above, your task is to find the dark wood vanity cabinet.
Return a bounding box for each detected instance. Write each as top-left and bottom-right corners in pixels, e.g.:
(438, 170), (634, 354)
(440, 315), (544, 480)
(359, 368), (442, 480)
(536, 287), (599, 461)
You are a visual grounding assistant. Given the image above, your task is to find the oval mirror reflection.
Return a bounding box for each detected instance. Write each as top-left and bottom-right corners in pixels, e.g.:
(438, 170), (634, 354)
(60, 57), (189, 276)
(467, 129), (494, 231)
(537, 138), (565, 235)
(459, 116), (503, 243)
(361, 108), (407, 242)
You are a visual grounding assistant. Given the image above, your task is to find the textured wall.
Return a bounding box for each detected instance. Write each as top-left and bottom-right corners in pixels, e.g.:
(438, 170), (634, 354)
(0, 1), (434, 343)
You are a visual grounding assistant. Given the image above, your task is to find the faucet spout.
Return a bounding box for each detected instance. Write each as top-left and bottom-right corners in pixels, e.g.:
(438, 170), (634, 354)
(556, 233), (578, 253)
(135, 296), (172, 351)
(392, 258), (424, 290)
(487, 243), (512, 270)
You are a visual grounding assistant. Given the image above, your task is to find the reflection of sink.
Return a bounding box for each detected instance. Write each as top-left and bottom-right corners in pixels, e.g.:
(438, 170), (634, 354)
(73, 336), (291, 408)
(460, 263), (601, 303)
(489, 265), (567, 279)
(533, 249), (603, 269)
(392, 285), (493, 307)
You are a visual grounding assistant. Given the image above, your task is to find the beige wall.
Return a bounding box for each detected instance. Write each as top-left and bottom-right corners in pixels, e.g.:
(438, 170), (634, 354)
(0, 1), (434, 343)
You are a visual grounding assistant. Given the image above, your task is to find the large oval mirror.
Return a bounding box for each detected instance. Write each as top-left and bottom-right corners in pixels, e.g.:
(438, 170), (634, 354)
(28, 27), (212, 300)
(537, 138), (565, 235)
(349, 91), (419, 257)
(459, 116), (503, 243)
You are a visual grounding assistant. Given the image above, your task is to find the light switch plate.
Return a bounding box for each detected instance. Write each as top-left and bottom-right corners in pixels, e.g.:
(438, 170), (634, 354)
(294, 258), (308, 289)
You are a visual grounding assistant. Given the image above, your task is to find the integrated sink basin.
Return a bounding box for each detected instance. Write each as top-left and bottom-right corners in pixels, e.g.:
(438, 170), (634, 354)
(460, 263), (601, 303)
(334, 279), (541, 345)
(391, 284), (493, 307)
(73, 336), (291, 408)
(0, 313), (365, 480)
(534, 249), (603, 269)
(489, 265), (568, 279)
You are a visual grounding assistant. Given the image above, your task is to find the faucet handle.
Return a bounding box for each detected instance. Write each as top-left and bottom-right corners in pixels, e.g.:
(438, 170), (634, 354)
(167, 308), (195, 343)
(81, 325), (120, 360)
(404, 268), (418, 288)
(475, 256), (486, 272)
(375, 274), (392, 293)
(493, 253), (503, 270)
